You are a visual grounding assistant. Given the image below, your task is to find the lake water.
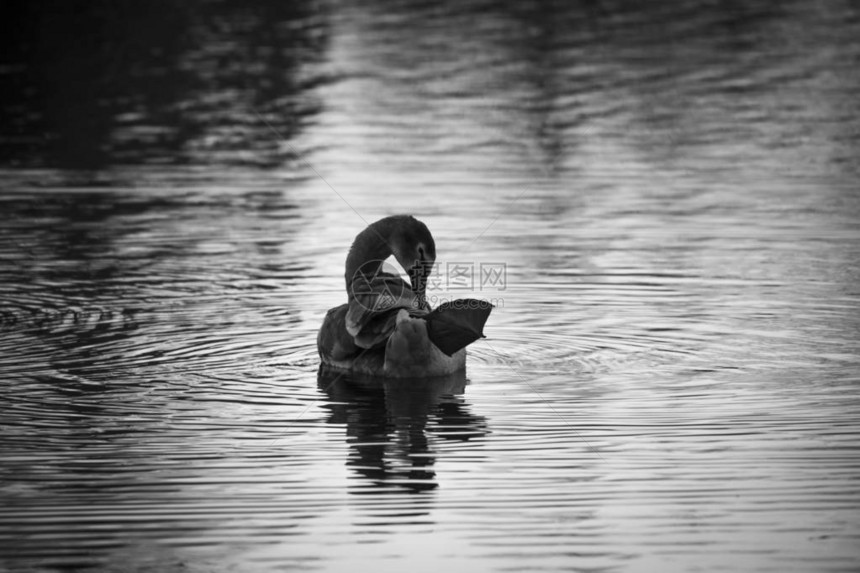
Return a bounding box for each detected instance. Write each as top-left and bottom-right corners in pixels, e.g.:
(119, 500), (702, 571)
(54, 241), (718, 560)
(2, 1), (860, 571)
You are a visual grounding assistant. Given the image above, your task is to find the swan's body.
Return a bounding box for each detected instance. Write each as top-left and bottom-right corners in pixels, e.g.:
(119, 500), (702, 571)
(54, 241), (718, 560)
(317, 215), (467, 377)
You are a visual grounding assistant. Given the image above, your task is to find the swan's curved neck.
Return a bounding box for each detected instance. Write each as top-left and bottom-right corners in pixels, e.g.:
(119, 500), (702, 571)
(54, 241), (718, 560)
(344, 219), (396, 287)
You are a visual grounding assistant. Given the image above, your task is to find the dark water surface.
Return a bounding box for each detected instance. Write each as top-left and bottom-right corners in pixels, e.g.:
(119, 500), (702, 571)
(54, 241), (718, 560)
(2, 1), (860, 571)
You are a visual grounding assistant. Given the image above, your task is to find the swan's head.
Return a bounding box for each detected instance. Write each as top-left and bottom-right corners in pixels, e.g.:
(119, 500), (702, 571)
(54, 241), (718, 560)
(390, 216), (436, 296)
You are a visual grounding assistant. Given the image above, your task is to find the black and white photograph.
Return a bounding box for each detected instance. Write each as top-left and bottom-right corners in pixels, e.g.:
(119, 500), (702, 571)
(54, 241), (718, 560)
(1, 1), (859, 571)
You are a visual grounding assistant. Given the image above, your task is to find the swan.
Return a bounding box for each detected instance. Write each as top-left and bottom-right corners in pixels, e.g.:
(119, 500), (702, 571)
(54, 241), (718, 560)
(317, 215), (489, 378)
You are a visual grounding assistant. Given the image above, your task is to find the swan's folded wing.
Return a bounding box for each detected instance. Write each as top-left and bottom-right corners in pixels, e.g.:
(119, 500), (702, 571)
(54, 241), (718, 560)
(345, 274), (420, 345)
(350, 309), (400, 349)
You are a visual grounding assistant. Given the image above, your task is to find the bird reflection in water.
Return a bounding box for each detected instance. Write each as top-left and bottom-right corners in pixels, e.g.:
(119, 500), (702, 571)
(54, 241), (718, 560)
(318, 367), (487, 494)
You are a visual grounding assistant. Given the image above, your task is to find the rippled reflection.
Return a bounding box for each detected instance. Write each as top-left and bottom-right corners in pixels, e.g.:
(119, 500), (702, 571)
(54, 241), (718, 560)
(319, 368), (487, 495)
